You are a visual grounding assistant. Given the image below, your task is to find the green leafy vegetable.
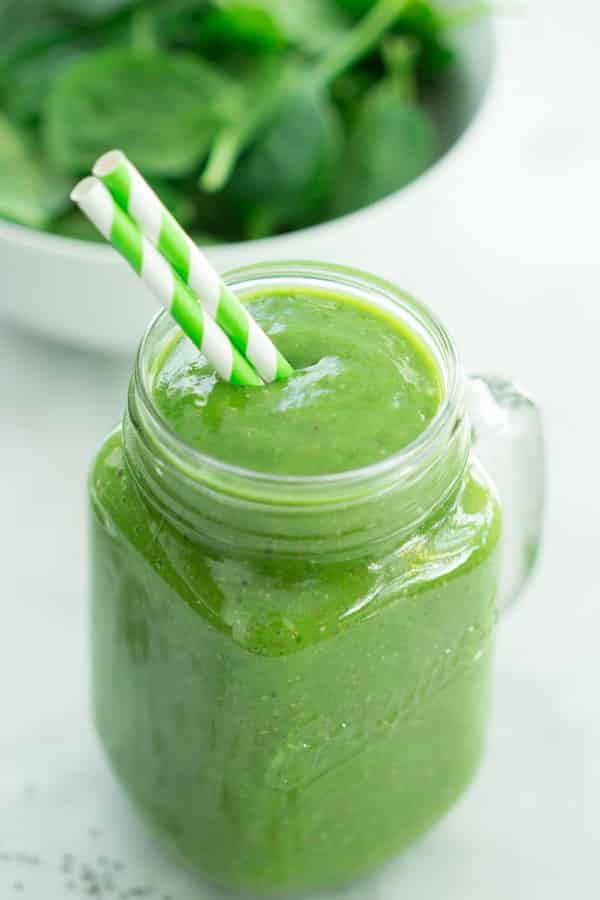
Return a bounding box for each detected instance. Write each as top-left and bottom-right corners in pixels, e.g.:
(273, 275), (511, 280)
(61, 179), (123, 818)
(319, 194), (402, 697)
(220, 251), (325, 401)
(44, 47), (233, 176)
(0, 1), (68, 64)
(201, 0), (411, 192)
(334, 0), (374, 14)
(200, 58), (297, 191)
(56, 0), (136, 21)
(398, 0), (454, 80)
(0, 0), (485, 241)
(335, 85), (436, 213)
(334, 37), (437, 214)
(193, 5), (287, 52)
(2, 37), (88, 125)
(226, 86), (343, 238)
(0, 116), (70, 228)
(221, 0), (351, 52)
(335, 0), (481, 80)
(148, 178), (198, 229)
(191, 187), (245, 242)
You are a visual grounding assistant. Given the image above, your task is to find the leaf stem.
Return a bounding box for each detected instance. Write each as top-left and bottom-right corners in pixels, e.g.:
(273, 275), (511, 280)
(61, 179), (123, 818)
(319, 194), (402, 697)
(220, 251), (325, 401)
(382, 36), (419, 102)
(200, 64), (297, 193)
(314, 0), (411, 89)
(201, 127), (242, 193)
(199, 0), (435, 193)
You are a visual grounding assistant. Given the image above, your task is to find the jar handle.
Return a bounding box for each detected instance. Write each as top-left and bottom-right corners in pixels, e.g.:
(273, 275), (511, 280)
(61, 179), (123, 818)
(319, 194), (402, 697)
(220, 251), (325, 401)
(466, 374), (545, 612)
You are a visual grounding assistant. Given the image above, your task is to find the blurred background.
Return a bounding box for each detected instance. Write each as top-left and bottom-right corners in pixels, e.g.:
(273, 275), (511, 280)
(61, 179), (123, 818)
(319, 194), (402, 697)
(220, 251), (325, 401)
(1, 0), (596, 897)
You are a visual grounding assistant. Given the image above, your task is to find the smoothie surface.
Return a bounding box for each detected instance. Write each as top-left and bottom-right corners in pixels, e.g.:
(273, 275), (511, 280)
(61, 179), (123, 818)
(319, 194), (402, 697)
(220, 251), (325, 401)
(152, 290), (442, 476)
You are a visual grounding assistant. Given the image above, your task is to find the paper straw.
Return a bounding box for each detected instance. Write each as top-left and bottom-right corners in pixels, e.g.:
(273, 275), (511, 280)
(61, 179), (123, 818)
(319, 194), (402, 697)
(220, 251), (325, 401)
(93, 150), (293, 384)
(70, 177), (262, 387)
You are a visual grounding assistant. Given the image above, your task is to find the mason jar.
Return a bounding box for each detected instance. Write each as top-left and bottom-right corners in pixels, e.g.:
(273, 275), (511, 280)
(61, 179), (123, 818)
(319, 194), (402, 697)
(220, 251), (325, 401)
(89, 262), (544, 897)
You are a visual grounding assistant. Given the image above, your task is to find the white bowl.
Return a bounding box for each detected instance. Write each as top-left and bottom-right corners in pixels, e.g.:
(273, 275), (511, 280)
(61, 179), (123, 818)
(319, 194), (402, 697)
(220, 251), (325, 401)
(0, 12), (495, 354)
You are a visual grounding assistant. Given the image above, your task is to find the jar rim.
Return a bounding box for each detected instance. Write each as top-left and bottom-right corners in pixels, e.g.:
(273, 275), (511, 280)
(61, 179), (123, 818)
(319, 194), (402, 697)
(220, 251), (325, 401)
(132, 260), (464, 504)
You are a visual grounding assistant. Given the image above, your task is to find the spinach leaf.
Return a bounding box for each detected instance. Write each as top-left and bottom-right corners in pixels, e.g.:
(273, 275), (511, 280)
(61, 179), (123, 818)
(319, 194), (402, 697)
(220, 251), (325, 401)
(191, 187), (246, 242)
(398, 1), (454, 81)
(226, 86), (343, 238)
(0, 116), (70, 228)
(44, 47), (235, 176)
(149, 0), (210, 45)
(193, 5), (287, 53)
(216, 1), (350, 52)
(313, 0), (414, 89)
(264, 0), (351, 51)
(200, 57), (295, 191)
(56, 0), (136, 20)
(189, 230), (221, 246)
(149, 179), (197, 228)
(0, 0), (68, 64)
(333, 40), (436, 215)
(330, 67), (379, 125)
(201, 0), (408, 192)
(3, 37), (89, 125)
(333, 1), (455, 81)
(334, 0), (374, 13)
(0, 0), (475, 241)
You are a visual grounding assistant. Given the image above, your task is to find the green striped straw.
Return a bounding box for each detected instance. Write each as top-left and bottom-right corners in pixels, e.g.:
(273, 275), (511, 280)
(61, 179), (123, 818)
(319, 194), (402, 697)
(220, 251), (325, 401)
(93, 150), (293, 384)
(70, 177), (262, 387)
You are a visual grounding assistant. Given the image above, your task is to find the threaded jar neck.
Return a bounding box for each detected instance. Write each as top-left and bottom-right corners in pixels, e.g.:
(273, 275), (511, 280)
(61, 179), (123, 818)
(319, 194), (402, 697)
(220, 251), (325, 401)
(124, 262), (470, 560)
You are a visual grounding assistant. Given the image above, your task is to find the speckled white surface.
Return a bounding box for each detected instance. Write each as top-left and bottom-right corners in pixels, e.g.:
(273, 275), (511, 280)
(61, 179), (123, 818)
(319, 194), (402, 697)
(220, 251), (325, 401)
(1, 2), (596, 898)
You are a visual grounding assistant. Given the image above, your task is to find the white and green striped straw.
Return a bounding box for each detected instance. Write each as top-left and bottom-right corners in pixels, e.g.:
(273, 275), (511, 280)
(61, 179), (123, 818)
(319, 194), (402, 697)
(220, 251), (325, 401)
(93, 150), (293, 384)
(70, 177), (262, 387)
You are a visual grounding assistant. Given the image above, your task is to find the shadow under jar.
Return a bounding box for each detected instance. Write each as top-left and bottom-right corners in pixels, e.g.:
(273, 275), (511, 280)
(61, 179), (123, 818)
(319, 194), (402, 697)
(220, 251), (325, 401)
(89, 262), (543, 897)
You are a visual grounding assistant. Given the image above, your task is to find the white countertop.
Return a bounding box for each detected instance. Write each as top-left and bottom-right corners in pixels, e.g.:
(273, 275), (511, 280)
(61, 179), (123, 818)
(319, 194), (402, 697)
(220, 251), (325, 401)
(1, 2), (596, 898)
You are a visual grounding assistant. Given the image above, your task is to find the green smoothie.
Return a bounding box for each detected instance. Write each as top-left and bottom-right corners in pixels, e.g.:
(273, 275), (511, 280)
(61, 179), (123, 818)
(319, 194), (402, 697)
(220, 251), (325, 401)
(90, 275), (501, 896)
(152, 290), (441, 475)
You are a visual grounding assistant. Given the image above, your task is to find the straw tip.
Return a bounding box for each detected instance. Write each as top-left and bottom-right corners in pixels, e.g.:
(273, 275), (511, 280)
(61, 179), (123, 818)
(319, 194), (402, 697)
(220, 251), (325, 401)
(70, 176), (100, 204)
(93, 149), (126, 178)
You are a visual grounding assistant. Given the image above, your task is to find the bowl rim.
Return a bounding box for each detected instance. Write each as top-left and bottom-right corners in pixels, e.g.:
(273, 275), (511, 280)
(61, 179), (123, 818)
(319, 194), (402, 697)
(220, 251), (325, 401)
(0, 18), (497, 263)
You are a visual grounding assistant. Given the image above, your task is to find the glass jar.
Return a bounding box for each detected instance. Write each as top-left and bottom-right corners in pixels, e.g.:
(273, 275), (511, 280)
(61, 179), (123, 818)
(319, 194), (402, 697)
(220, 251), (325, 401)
(89, 262), (544, 897)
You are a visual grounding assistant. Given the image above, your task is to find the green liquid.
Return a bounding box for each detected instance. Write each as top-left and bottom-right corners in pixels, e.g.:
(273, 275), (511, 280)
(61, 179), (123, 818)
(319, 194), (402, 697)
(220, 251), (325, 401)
(89, 287), (501, 896)
(152, 290), (441, 475)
